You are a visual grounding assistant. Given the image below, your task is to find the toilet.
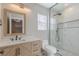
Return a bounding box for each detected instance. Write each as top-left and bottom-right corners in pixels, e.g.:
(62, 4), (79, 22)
(42, 40), (57, 56)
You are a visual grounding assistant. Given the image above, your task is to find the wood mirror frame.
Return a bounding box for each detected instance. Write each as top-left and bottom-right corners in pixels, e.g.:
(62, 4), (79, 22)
(3, 9), (26, 36)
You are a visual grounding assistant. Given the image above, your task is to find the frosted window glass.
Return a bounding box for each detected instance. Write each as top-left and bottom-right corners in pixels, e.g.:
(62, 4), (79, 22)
(37, 14), (47, 30)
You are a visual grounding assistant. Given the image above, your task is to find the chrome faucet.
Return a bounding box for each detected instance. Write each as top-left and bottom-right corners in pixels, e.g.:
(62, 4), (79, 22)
(15, 35), (18, 40)
(10, 35), (22, 42)
(10, 35), (21, 41)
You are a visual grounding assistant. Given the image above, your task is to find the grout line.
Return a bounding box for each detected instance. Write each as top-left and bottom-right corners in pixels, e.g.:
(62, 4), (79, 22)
(58, 27), (79, 29)
(57, 19), (79, 25)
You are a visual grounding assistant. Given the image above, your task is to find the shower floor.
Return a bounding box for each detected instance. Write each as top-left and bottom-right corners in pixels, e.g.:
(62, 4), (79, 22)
(55, 48), (76, 56)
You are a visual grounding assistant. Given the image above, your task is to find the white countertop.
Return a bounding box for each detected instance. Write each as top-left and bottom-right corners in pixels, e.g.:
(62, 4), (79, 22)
(0, 37), (41, 48)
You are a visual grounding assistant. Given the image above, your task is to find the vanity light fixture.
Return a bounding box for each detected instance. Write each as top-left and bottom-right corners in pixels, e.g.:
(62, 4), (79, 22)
(11, 3), (31, 12)
(18, 3), (25, 9)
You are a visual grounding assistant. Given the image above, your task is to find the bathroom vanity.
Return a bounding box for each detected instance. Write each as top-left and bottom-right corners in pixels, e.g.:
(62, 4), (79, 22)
(0, 39), (42, 56)
(0, 8), (42, 56)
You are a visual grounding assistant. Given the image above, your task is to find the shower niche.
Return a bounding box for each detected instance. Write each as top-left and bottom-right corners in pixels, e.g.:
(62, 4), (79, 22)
(3, 9), (26, 35)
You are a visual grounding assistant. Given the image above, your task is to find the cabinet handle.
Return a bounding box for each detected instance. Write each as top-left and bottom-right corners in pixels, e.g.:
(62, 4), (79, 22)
(33, 49), (38, 52)
(33, 44), (38, 46)
(16, 48), (20, 56)
(0, 50), (4, 55)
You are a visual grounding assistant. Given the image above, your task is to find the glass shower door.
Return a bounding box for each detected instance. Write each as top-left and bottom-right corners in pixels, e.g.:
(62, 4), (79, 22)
(49, 3), (64, 49)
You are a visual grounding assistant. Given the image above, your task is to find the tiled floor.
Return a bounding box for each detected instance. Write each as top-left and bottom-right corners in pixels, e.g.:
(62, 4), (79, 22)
(41, 48), (75, 56)
(56, 48), (76, 56)
(55, 53), (62, 56)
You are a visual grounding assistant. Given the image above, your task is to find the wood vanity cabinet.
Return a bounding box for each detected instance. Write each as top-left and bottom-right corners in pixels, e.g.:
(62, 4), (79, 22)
(19, 42), (32, 56)
(0, 46), (16, 56)
(32, 40), (42, 56)
(0, 40), (42, 56)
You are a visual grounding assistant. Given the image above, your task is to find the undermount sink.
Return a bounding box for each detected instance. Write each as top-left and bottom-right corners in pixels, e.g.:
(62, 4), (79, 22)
(9, 39), (26, 42)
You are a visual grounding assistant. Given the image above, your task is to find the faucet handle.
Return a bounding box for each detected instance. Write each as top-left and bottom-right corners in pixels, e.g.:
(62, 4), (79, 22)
(10, 38), (14, 41)
(19, 37), (21, 40)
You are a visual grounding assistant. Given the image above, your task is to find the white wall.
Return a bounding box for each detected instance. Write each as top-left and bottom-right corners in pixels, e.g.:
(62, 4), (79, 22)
(0, 3), (49, 41)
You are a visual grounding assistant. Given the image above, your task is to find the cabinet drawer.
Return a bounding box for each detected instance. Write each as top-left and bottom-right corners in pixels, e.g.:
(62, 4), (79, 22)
(33, 48), (40, 52)
(32, 40), (41, 48)
(21, 42), (32, 50)
(32, 50), (41, 56)
(33, 48), (41, 53)
(21, 42), (32, 47)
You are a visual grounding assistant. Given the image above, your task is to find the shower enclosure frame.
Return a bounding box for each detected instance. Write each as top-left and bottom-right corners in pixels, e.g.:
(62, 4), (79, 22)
(48, 3), (59, 45)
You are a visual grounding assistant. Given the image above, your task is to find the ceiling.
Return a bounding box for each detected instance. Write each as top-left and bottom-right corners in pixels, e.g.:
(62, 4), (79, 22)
(38, 3), (56, 8)
(53, 4), (65, 12)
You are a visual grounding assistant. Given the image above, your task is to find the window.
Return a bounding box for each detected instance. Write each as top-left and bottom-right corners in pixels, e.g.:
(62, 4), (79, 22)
(37, 14), (47, 30)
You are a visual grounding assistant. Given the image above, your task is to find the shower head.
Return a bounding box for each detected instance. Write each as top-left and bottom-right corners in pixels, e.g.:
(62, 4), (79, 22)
(53, 13), (62, 16)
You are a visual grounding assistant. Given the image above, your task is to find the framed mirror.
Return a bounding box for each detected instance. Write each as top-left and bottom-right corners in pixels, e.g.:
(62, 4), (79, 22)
(3, 9), (26, 35)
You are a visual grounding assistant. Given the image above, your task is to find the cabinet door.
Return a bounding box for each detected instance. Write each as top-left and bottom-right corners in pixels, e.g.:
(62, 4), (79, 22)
(20, 42), (32, 56)
(2, 46), (16, 56)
